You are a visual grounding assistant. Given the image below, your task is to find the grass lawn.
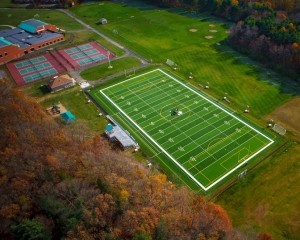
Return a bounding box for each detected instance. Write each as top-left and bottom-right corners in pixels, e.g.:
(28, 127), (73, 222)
(0, 9), (84, 31)
(216, 142), (300, 239)
(80, 56), (141, 81)
(39, 87), (107, 134)
(70, 2), (293, 118)
(20, 82), (107, 134)
(0, 0), (17, 8)
(19, 79), (51, 98)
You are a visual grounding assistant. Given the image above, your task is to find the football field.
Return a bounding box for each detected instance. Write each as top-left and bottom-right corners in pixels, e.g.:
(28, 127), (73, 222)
(90, 69), (274, 191)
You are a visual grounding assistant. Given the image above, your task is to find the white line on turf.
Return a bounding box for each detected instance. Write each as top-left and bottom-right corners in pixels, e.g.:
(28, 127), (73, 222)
(100, 69), (274, 191)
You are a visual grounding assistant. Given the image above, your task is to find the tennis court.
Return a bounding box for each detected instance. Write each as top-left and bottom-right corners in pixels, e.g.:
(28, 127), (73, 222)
(70, 49), (99, 60)
(59, 41), (112, 69)
(7, 41), (115, 85)
(15, 56), (46, 68)
(65, 43), (92, 54)
(23, 68), (58, 82)
(90, 69), (275, 191)
(7, 54), (65, 86)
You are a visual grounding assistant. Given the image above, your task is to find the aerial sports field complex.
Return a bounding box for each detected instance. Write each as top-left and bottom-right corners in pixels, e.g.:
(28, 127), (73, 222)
(90, 69), (275, 192)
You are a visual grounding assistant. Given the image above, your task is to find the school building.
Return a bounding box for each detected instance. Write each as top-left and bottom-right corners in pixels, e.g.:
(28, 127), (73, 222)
(0, 19), (64, 65)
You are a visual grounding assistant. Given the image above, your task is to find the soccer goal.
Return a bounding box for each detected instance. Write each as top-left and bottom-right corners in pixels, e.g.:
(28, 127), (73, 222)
(166, 59), (175, 66)
(272, 124), (286, 135)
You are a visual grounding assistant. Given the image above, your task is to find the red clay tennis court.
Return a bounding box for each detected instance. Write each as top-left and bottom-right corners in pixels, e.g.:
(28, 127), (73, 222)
(7, 54), (65, 86)
(7, 41), (114, 86)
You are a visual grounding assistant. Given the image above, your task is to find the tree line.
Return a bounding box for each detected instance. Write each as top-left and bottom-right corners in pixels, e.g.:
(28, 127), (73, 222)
(0, 80), (274, 239)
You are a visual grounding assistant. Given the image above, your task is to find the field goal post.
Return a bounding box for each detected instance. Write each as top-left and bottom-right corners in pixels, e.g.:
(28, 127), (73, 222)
(272, 124), (286, 135)
(124, 68), (136, 78)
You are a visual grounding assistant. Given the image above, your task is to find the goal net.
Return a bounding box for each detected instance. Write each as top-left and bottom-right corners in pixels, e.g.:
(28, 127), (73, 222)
(166, 59), (175, 66)
(272, 124), (286, 135)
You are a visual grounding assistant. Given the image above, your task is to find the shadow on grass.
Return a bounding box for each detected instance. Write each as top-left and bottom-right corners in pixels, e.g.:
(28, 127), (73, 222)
(39, 84), (50, 95)
(213, 40), (300, 96)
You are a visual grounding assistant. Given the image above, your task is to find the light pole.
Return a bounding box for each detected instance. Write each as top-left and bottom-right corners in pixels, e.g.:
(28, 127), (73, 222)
(107, 51), (113, 69)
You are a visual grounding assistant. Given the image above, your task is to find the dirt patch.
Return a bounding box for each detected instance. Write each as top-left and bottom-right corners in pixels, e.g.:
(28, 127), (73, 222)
(46, 103), (67, 117)
(189, 28), (198, 32)
(204, 36), (214, 39)
(209, 29), (217, 33)
(209, 24), (215, 27)
(265, 97), (300, 140)
(226, 30), (231, 34)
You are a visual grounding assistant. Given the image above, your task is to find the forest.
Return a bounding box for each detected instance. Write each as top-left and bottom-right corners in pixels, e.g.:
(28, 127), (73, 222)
(0, 79), (275, 240)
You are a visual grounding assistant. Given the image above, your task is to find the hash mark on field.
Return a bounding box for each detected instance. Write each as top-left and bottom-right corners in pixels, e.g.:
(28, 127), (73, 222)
(98, 69), (274, 191)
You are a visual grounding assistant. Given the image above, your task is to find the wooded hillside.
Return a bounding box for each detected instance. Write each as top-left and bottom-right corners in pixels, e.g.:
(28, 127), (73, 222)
(0, 79), (246, 239)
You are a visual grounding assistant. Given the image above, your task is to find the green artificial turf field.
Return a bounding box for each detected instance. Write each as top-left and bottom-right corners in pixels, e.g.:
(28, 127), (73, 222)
(90, 69), (275, 191)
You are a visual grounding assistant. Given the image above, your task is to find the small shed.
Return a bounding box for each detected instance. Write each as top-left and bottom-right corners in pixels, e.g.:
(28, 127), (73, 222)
(60, 111), (76, 124)
(48, 74), (75, 92)
(99, 18), (108, 25)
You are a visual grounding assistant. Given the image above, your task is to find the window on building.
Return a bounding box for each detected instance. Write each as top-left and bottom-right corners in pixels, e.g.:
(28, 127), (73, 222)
(46, 42), (49, 45)
(0, 54), (2, 58)
(4, 52), (8, 56)
(24, 50), (28, 54)
(30, 48), (34, 51)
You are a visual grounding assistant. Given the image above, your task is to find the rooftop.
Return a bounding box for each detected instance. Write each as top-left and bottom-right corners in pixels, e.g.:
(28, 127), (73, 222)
(18, 19), (48, 34)
(48, 74), (73, 89)
(0, 37), (12, 48)
(0, 27), (62, 49)
(106, 125), (137, 148)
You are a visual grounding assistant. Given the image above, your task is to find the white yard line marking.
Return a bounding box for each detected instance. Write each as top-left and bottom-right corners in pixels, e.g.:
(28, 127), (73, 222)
(100, 69), (274, 191)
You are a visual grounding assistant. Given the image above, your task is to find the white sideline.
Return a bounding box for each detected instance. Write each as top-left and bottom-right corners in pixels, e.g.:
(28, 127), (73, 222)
(101, 69), (274, 191)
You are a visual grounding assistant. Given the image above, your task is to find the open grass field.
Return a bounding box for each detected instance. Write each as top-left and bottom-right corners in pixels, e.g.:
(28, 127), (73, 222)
(0, 9), (84, 31)
(39, 86), (106, 134)
(70, 2), (295, 119)
(90, 69), (275, 192)
(20, 82), (107, 134)
(216, 142), (300, 240)
(80, 56), (141, 81)
(0, 0), (17, 8)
